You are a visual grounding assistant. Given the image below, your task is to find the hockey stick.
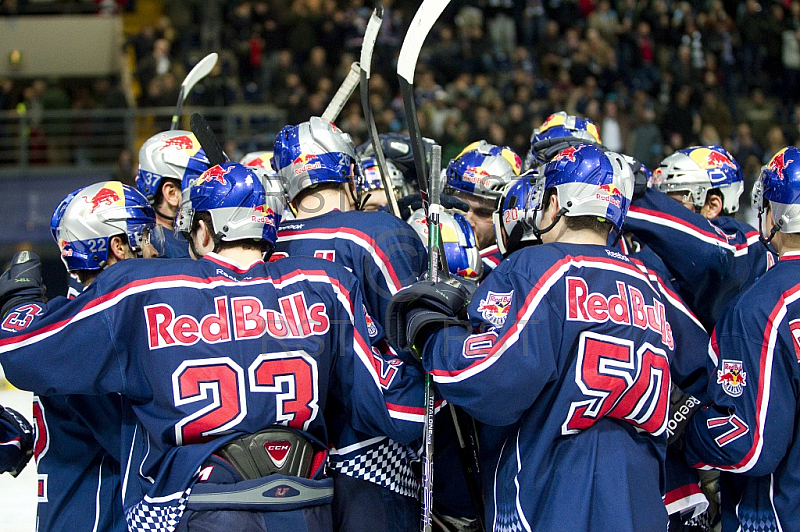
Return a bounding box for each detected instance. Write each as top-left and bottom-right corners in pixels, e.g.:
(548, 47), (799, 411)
(171, 53), (219, 131)
(360, 4), (401, 217)
(321, 62), (362, 123)
(190, 112), (227, 166)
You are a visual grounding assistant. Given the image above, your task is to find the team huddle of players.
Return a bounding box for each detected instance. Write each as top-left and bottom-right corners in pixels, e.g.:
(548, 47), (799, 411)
(0, 110), (798, 532)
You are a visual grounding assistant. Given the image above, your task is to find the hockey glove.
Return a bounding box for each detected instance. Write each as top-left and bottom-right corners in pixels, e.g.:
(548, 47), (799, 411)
(0, 406), (34, 477)
(629, 156), (649, 200)
(666, 382), (703, 447)
(386, 279), (471, 353)
(0, 251), (45, 318)
(397, 193), (470, 221)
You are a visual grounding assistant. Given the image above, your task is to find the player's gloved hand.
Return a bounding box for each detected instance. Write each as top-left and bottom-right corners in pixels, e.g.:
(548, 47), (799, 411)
(0, 251), (45, 318)
(628, 156), (650, 200)
(0, 406), (34, 477)
(397, 193), (470, 221)
(386, 278), (471, 353)
(666, 382), (703, 447)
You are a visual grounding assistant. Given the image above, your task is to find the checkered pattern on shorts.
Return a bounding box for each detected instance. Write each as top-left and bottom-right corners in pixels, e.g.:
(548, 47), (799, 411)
(125, 488), (190, 532)
(329, 439), (419, 498)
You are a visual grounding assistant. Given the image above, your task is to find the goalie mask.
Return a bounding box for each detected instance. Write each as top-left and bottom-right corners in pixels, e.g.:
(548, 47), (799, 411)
(446, 140), (522, 201)
(408, 208), (483, 281)
(753, 146), (800, 242)
(526, 112), (602, 169)
(137, 130), (211, 201)
(176, 162), (285, 253)
(55, 182), (165, 271)
(272, 117), (364, 204)
(655, 145), (743, 214)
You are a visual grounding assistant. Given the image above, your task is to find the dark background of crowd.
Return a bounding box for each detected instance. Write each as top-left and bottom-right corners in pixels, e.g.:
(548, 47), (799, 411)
(2, 0), (800, 195)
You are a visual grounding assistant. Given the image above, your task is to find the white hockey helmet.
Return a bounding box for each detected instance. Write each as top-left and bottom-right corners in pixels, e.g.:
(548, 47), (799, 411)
(137, 130), (210, 201)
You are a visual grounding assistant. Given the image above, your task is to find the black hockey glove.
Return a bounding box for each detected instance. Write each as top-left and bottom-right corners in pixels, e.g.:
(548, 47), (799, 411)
(0, 406), (34, 477)
(666, 383), (703, 447)
(0, 251), (45, 318)
(629, 155), (649, 200)
(397, 193), (470, 221)
(386, 279), (471, 353)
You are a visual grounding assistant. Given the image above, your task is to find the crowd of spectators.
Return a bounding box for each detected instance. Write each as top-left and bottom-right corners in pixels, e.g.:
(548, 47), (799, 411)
(4, 0), (800, 198)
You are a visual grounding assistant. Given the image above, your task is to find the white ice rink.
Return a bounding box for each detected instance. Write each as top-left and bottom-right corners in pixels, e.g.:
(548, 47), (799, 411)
(0, 383), (37, 532)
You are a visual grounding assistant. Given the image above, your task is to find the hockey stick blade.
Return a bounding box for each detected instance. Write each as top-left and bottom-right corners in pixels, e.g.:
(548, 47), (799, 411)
(190, 112), (227, 166)
(171, 52), (219, 130)
(360, 5), (401, 217)
(397, 0), (452, 207)
(321, 62), (361, 123)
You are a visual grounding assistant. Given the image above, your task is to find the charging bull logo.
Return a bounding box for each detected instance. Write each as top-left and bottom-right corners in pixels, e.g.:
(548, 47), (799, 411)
(477, 291), (513, 327)
(364, 305), (378, 337)
(555, 145), (582, 163)
(159, 134), (196, 151)
(293, 154), (322, 175)
(83, 186), (122, 213)
(596, 183), (623, 207)
(717, 359), (747, 397)
(252, 205), (278, 226)
(539, 113), (566, 134)
(769, 148), (794, 181)
(687, 147), (736, 171)
(198, 164), (232, 185)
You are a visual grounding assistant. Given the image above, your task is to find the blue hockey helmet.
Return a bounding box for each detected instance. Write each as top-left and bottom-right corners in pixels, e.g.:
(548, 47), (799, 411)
(408, 208), (483, 281)
(272, 117), (363, 203)
(754, 146), (800, 238)
(176, 161), (285, 251)
(361, 156), (415, 197)
(538, 144), (634, 235)
(526, 112), (602, 169)
(446, 140), (522, 201)
(50, 187), (82, 242)
(655, 145), (744, 214)
(137, 130), (210, 201)
(55, 182), (165, 271)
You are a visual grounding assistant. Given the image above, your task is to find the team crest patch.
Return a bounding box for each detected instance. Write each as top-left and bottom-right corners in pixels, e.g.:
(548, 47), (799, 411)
(477, 291), (513, 327)
(364, 305), (378, 337)
(717, 359), (747, 397)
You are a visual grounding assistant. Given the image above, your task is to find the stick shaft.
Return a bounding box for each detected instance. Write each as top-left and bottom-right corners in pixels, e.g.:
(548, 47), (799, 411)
(321, 62), (361, 123)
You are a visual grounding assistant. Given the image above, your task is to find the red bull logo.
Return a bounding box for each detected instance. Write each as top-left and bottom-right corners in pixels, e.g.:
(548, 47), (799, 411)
(717, 359), (747, 397)
(706, 150), (735, 169)
(252, 205), (277, 226)
(59, 239), (73, 257)
(199, 165), (232, 185)
(539, 113), (565, 134)
(293, 154), (322, 175)
(84, 187), (121, 213)
(477, 291), (513, 326)
(462, 166), (490, 184)
(596, 183), (623, 207)
(364, 304), (378, 337)
(456, 267), (479, 280)
(769, 148), (794, 180)
(247, 157), (266, 168)
(555, 145), (582, 163)
(159, 134), (195, 151)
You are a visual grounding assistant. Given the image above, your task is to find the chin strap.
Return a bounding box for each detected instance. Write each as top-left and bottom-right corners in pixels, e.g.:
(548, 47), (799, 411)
(759, 211), (783, 249)
(503, 207), (568, 257)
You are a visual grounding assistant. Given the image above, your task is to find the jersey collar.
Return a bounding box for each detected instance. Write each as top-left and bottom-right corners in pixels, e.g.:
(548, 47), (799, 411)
(204, 252), (264, 273)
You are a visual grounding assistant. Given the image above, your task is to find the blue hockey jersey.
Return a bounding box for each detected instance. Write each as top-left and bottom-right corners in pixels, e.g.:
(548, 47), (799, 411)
(420, 243), (710, 531)
(479, 244), (503, 281)
(33, 394), (125, 532)
(162, 228), (190, 259)
(0, 252), (425, 530)
(273, 210), (429, 498)
(684, 251), (800, 532)
(624, 188), (775, 331)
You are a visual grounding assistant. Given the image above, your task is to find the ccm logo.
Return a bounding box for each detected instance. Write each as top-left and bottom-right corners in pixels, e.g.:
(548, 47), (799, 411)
(145, 293), (329, 349)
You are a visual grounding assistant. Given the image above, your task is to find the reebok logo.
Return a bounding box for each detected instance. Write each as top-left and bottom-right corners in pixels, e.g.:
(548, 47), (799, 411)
(665, 395), (702, 440)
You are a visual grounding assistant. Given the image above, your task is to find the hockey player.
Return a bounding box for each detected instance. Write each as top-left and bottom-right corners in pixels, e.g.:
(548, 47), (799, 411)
(0, 405), (32, 477)
(624, 145), (775, 332)
(33, 181), (163, 532)
(388, 143), (710, 530)
(682, 146), (800, 531)
(0, 162), (426, 531)
(271, 118), (428, 532)
(445, 140), (522, 278)
(136, 129), (210, 258)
